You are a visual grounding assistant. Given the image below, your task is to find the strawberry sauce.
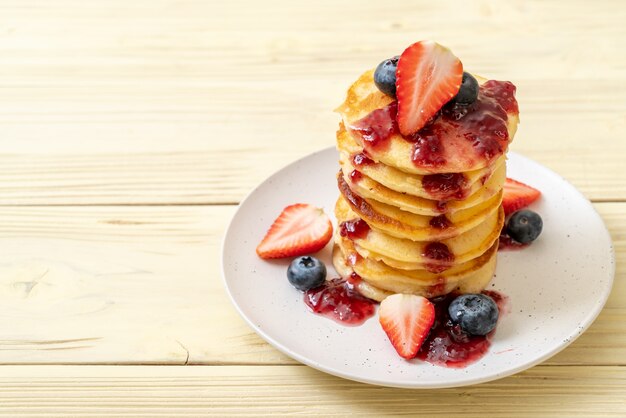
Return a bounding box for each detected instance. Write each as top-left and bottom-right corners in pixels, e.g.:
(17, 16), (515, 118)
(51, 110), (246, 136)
(429, 214), (451, 229)
(436, 200), (448, 212)
(417, 291), (507, 367)
(352, 153), (375, 167)
(348, 81), (517, 170)
(304, 278), (376, 326)
(349, 102), (398, 151)
(339, 218), (371, 240)
(347, 252), (362, 266)
(349, 170), (363, 183)
(423, 172), (469, 200)
(303, 282), (508, 366)
(422, 242), (455, 273)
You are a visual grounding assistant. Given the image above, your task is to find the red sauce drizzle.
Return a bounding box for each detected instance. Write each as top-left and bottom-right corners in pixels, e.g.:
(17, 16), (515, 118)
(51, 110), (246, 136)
(422, 242), (455, 273)
(416, 290), (507, 367)
(423, 173), (469, 200)
(349, 170), (363, 183)
(436, 200), (448, 212)
(304, 278), (376, 326)
(339, 218), (371, 240)
(347, 252), (362, 266)
(406, 126), (447, 168)
(426, 276), (447, 298)
(348, 272), (362, 286)
(429, 214), (451, 230)
(348, 81), (516, 169)
(352, 153), (375, 167)
(484, 80), (518, 113)
(349, 102), (398, 151)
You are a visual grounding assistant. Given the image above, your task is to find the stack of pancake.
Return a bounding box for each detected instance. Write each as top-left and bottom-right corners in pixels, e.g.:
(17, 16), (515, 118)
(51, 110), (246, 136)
(332, 69), (519, 302)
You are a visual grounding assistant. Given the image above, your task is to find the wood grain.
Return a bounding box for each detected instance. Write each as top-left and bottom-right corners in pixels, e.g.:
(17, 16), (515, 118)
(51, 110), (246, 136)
(0, 203), (621, 365)
(0, 0), (624, 205)
(0, 365), (624, 417)
(0, 0), (625, 414)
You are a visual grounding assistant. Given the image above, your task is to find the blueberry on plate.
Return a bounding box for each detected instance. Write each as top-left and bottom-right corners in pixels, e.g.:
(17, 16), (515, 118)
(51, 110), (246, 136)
(448, 294), (499, 336)
(506, 209), (543, 244)
(374, 56), (400, 98)
(287, 256), (327, 291)
(452, 72), (479, 105)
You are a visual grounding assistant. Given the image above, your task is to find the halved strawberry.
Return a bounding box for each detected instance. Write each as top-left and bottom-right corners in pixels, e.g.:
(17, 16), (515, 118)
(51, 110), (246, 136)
(256, 204), (333, 259)
(503, 178), (541, 215)
(378, 294), (435, 360)
(396, 41), (463, 136)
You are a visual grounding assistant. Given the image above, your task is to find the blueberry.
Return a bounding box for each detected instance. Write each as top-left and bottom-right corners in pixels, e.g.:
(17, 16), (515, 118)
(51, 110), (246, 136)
(374, 56), (399, 98)
(448, 294), (499, 336)
(287, 256), (327, 291)
(506, 209), (543, 244)
(452, 72), (479, 105)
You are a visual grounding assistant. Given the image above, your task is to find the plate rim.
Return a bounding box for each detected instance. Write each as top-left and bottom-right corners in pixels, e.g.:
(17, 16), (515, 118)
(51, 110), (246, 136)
(220, 146), (616, 389)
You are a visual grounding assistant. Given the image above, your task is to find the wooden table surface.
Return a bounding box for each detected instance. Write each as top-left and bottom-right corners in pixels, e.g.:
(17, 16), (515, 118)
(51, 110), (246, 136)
(1, 0), (624, 416)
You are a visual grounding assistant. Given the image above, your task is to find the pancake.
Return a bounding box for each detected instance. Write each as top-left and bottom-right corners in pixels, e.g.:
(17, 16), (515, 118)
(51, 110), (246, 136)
(332, 244), (496, 302)
(340, 153), (506, 216)
(335, 196), (504, 271)
(332, 244), (394, 302)
(331, 61), (518, 301)
(334, 236), (498, 299)
(338, 173), (503, 241)
(335, 69), (519, 174)
(337, 125), (506, 200)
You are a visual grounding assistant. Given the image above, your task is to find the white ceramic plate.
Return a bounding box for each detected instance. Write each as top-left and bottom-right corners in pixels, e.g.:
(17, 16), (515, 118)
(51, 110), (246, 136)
(221, 148), (614, 388)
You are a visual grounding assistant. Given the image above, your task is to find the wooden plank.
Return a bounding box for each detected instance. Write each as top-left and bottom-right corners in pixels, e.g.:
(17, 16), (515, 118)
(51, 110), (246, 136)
(0, 203), (622, 365)
(0, 365), (624, 417)
(0, 0), (622, 413)
(0, 0), (624, 204)
(0, 205), (223, 364)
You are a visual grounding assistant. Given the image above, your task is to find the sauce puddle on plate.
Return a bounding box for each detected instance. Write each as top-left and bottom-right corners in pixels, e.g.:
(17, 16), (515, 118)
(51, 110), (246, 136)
(304, 277), (508, 368)
(417, 290), (508, 368)
(304, 277), (376, 326)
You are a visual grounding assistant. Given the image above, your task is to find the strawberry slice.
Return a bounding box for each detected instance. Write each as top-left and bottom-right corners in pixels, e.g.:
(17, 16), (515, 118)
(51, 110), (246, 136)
(256, 204), (333, 259)
(378, 294), (435, 360)
(396, 41), (463, 136)
(503, 178), (541, 215)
